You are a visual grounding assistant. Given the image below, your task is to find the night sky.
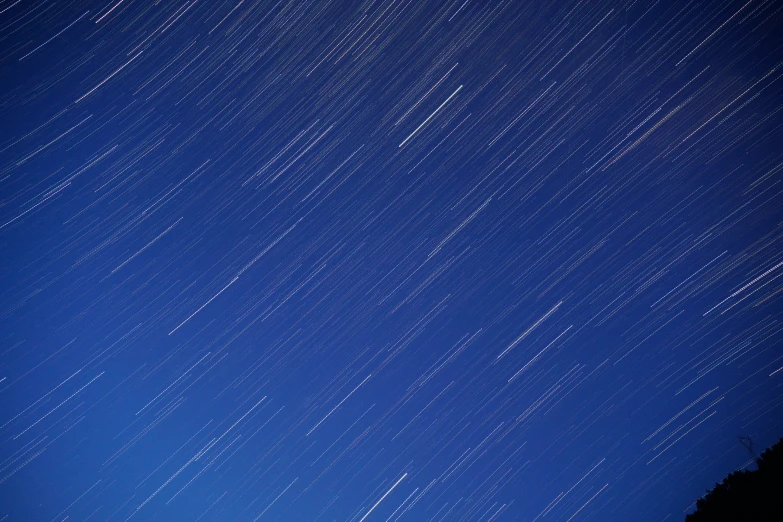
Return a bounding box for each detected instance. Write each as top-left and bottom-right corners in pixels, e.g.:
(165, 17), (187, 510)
(1, 1), (783, 521)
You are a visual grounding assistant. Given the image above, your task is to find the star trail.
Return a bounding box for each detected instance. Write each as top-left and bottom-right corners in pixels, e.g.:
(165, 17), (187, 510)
(1, 1), (782, 521)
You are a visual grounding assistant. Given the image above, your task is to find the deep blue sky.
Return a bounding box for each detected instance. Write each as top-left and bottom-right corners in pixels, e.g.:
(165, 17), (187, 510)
(1, 1), (782, 521)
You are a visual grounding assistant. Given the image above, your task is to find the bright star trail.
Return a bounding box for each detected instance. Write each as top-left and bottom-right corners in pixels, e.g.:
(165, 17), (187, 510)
(1, 1), (782, 521)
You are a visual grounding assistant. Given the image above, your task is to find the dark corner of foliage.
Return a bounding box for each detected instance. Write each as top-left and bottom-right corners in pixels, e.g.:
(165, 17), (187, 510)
(684, 438), (783, 522)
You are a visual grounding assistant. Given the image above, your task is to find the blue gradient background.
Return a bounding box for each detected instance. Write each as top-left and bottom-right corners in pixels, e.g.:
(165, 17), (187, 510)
(1, 1), (782, 521)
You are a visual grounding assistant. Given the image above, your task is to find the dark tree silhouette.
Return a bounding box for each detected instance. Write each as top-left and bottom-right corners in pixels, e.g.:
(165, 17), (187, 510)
(685, 438), (783, 522)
